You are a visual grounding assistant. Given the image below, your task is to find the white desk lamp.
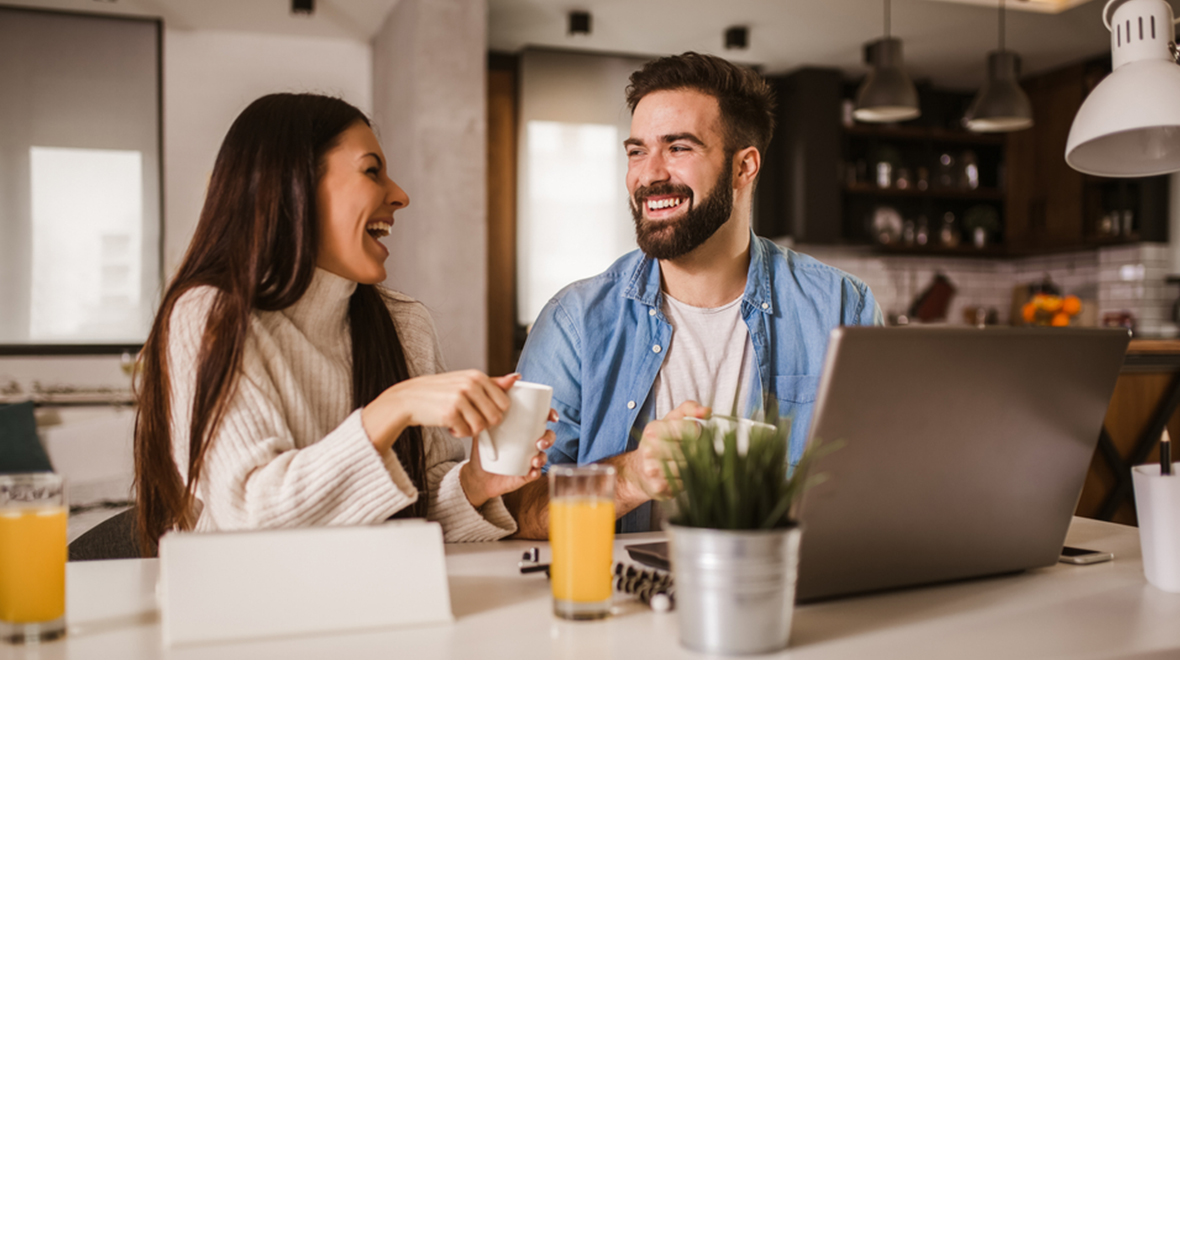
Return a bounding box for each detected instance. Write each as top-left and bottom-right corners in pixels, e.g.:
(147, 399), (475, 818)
(1065, 0), (1180, 175)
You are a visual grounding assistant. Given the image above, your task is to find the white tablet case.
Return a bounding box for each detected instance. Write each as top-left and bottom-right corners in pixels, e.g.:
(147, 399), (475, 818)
(159, 521), (453, 648)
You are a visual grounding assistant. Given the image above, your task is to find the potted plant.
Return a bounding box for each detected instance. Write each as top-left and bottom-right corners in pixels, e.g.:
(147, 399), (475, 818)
(660, 415), (831, 656)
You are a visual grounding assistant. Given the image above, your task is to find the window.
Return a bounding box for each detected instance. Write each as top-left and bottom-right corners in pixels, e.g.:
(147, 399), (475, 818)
(516, 50), (645, 327)
(523, 121), (621, 327)
(0, 8), (161, 348)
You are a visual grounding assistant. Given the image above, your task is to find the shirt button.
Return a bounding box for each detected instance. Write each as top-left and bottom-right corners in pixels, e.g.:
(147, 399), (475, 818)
(649, 308), (657, 316)
(652, 344), (661, 353)
(627, 400), (636, 409)
(761, 302), (770, 310)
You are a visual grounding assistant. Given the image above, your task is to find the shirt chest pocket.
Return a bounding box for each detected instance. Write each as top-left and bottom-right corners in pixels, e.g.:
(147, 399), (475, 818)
(771, 374), (822, 463)
(771, 374), (821, 413)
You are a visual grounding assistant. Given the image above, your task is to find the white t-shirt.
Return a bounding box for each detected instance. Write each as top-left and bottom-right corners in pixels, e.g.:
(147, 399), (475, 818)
(650, 292), (756, 423)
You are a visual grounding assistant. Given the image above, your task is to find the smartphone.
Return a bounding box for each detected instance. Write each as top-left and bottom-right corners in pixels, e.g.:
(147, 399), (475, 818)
(1060, 546), (1114, 565)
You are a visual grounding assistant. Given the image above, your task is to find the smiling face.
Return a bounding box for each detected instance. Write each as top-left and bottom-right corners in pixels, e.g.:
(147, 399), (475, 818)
(315, 122), (408, 284)
(625, 89), (740, 261)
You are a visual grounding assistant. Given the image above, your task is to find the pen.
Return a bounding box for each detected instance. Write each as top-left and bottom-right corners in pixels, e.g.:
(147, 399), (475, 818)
(1162, 428), (1172, 476)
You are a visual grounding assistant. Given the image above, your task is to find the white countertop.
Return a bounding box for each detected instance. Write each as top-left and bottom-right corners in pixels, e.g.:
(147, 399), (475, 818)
(5, 516), (1176, 660)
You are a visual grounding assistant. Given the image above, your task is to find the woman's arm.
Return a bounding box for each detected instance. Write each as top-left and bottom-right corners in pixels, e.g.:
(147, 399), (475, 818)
(168, 287), (421, 530)
(360, 369), (512, 455)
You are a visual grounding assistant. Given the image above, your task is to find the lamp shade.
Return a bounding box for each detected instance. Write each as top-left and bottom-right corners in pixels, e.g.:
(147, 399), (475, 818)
(1066, 0), (1180, 175)
(965, 50), (1034, 132)
(854, 37), (921, 123)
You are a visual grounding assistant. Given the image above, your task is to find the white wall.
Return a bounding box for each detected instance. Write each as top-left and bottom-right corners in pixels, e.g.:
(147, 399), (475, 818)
(372, 0), (487, 372)
(163, 29), (373, 279)
(1170, 170), (1180, 279)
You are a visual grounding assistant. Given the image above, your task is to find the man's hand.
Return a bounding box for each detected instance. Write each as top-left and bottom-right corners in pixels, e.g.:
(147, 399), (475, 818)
(614, 400), (710, 510)
(506, 400), (711, 536)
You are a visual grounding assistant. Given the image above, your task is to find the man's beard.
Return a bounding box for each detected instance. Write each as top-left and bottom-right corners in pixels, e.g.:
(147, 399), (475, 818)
(631, 165), (734, 261)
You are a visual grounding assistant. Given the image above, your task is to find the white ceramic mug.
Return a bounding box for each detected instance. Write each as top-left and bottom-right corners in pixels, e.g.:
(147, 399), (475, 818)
(478, 380), (553, 477)
(698, 415), (777, 454)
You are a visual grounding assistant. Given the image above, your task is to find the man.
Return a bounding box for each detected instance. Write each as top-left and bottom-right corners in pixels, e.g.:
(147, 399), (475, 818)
(506, 51), (881, 538)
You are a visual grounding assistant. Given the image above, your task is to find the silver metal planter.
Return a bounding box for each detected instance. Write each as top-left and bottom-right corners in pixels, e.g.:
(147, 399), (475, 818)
(668, 524), (802, 656)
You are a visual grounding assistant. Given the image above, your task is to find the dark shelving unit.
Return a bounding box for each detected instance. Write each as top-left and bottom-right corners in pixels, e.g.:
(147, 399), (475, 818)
(755, 61), (1170, 257)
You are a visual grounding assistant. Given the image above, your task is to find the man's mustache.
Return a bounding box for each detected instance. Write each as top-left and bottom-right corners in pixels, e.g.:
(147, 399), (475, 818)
(632, 183), (694, 205)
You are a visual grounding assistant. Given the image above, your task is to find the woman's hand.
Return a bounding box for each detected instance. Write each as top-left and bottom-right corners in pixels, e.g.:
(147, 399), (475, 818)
(362, 371), (515, 454)
(459, 409), (559, 510)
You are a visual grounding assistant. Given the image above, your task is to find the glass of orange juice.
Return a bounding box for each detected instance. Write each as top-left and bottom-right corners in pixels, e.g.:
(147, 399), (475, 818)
(548, 464), (616, 620)
(0, 473), (68, 643)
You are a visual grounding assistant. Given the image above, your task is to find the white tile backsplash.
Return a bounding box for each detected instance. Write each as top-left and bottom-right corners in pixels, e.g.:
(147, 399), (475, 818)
(785, 239), (1177, 331)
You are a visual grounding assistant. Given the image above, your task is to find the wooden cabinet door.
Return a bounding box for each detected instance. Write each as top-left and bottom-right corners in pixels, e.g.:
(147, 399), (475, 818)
(1005, 64), (1086, 250)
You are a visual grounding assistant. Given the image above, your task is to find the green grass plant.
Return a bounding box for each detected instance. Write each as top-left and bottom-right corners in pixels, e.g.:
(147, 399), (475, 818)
(660, 415), (838, 531)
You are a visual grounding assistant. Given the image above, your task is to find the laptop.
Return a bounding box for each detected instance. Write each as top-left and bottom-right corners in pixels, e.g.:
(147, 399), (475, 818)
(792, 326), (1128, 601)
(628, 327), (1129, 602)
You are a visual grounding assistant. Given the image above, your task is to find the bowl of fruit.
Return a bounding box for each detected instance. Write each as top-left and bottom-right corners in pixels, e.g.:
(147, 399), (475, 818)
(1021, 293), (1083, 327)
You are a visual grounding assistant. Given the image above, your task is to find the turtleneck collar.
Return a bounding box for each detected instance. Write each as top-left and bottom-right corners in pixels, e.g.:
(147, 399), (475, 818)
(283, 266), (358, 345)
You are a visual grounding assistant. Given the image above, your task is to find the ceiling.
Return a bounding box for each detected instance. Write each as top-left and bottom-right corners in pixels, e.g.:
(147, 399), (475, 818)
(7, 0), (1117, 89)
(489, 0), (1115, 89)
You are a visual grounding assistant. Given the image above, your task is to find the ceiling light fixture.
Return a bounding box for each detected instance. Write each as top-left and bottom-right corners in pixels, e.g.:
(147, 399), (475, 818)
(854, 0), (921, 123)
(1066, 0), (1180, 175)
(964, 0), (1034, 131)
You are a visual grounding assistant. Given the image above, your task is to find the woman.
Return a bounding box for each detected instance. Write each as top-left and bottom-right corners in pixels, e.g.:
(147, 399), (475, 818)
(135, 94), (548, 550)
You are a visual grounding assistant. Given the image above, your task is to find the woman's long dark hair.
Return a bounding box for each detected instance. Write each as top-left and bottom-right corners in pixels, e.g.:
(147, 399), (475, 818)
(134, 93), (427, 550)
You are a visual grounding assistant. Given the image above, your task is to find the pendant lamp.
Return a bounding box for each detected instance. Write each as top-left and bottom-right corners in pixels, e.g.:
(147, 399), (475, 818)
(854, 0), (921, 123)
(964, 0), (1034, 133)
(1066, 0), (1180, 175)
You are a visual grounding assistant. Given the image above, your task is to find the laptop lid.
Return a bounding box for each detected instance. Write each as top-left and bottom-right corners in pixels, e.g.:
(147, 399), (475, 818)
(793, 326), (1129, 603)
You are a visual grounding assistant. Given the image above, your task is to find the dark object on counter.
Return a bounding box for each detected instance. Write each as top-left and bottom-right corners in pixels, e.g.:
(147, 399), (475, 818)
(615, 561), (675, 609)
(908, 273), (956, 323)
(1029, 274), (1062, 297)
(1161, 428), (1172, 476)
(1102, 310), (1137, 331)
(68, 509), (152, 561)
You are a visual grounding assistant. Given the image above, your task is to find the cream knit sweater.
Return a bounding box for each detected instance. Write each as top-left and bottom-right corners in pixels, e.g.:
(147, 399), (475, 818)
(167, 267), (516, 540)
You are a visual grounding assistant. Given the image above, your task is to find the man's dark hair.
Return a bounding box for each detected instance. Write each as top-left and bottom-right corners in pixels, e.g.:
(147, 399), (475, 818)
(625, 52), (776, 155)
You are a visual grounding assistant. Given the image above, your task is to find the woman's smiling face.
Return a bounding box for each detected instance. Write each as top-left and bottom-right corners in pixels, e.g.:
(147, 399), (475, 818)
(315, 122), (409, 284)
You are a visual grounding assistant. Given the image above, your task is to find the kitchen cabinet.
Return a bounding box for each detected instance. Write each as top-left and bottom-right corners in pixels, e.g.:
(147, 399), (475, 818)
(756, 68), (844, 245)
(1004, 63), (1086, 250)
(758, 70), (1008, 252)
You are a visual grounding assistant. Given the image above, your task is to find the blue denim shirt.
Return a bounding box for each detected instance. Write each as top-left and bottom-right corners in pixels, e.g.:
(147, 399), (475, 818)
(517, 234), (881, 532)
